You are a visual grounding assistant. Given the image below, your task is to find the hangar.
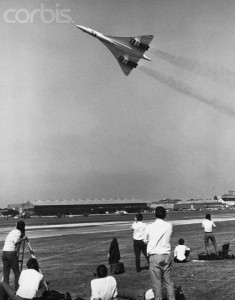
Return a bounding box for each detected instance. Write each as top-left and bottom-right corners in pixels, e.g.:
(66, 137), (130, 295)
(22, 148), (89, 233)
(221, 191), (235, 206)
(29, 198), (150, 216)
(174, 200), (226, 211)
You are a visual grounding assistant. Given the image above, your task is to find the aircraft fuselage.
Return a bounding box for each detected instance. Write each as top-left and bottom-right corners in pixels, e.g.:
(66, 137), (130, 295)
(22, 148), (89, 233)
(76, 25), (150, 61)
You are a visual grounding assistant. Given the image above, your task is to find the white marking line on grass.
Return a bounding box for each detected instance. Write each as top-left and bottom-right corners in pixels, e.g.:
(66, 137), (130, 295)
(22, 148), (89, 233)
(39, 240), (110, 262)
(227, 238), (235, 244)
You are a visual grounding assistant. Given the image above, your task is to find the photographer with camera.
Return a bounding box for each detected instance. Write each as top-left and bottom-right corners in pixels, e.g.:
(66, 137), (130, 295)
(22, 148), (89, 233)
(2, 221), (28, 290)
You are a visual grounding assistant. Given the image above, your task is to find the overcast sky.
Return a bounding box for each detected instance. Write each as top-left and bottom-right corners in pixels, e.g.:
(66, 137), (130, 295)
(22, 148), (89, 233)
(1, 0), (235, 207)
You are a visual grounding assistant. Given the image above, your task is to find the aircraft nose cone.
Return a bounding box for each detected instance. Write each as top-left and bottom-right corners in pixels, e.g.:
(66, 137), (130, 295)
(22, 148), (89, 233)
(76, 25), (85, 31)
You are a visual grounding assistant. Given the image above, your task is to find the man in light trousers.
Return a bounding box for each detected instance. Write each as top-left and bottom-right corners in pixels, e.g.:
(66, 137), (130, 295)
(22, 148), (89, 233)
(144, 206), (175, 300)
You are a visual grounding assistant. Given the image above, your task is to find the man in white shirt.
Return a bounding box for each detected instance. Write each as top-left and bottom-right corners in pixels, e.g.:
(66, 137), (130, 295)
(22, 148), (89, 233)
(202, 213), (218, 255)
(91, 264), (117, 300)
(0, 258), (44, 300)
(131, 213), (149, 272)
(144, 206), (175, 300)
(173, 239), (190, 263)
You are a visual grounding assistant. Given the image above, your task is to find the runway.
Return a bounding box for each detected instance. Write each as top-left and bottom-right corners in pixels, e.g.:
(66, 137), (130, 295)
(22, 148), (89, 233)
(1, 216), (235, 242)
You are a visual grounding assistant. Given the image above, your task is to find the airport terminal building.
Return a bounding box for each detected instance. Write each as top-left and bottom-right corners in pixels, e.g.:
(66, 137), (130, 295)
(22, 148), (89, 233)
(28, 198), (150, 216)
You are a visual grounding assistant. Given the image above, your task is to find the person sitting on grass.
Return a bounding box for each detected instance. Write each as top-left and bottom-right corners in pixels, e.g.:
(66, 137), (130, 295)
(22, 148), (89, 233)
(0, 258), (44, 300)
(174, 239), (190, 263)
(91, 264), (117, 300)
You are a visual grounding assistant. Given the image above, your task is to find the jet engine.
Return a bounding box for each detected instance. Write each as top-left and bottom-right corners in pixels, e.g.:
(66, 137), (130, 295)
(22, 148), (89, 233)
(118, 56), (138, 68)
(130, 38), (149, 50)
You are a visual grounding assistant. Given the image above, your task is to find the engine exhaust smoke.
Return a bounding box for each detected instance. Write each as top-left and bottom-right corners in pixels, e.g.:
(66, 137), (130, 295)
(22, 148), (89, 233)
(139, 65), (235, 117)
(150, 49), (235, 87)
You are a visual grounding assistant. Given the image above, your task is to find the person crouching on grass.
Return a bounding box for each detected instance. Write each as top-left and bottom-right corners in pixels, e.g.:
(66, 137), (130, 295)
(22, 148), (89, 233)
(91, 264), (117, 300)
(0, 258), (44, 300)
(173, 239), (190, 263)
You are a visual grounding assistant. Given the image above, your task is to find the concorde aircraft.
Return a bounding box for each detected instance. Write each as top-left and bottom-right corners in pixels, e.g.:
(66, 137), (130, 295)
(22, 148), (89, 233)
(76, 25), (154, 76)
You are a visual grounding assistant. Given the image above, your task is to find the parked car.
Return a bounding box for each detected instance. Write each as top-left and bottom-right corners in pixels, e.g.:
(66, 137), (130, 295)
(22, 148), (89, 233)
(114, 210), (128, 215)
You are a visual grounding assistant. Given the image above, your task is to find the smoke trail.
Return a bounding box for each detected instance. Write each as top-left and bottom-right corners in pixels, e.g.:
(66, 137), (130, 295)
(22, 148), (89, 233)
(139, 65), (235, 117)
(150, 49), (235, 86)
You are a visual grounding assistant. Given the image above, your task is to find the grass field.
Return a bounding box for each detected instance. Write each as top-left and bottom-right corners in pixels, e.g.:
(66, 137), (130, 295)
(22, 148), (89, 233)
(1, 213), (235, 300)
